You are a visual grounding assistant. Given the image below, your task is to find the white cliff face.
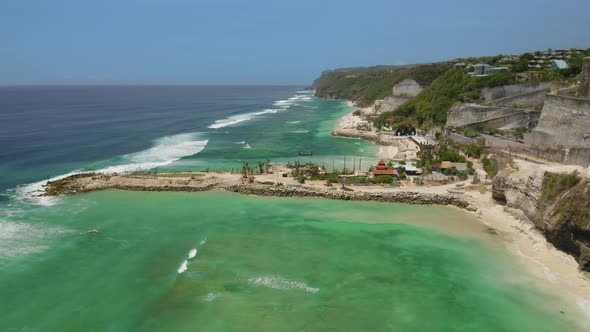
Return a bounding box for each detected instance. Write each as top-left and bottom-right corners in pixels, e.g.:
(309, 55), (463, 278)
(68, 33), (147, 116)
(531, 94), (590, 149)
(392, 79), (423, 97)
(493, 160), (590, 270)
(579, 57), (590, 98)
(494, 164), (545, 225)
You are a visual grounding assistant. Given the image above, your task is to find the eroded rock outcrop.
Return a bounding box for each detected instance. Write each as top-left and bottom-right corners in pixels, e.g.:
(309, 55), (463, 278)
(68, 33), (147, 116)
(579, 57), (590, 98)
(493, 163), (590, 271)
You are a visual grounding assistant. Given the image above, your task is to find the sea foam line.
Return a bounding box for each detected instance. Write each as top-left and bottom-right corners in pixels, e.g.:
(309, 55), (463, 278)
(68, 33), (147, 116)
(248, 275), (319, 293)
(14, 132), (208, 206)
(208, 108), (283, 129)
(0, 220), (73, 258)
(208, 91), (315, 129)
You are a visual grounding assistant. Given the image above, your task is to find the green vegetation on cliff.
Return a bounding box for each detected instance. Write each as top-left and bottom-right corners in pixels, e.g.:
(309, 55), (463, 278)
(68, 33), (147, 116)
(374, 70), (523, 127)
(540, 171), (580, 202)
(313, 63), (451, 107)
(537, 170), (590, 267)
(314, 49), (588, 129)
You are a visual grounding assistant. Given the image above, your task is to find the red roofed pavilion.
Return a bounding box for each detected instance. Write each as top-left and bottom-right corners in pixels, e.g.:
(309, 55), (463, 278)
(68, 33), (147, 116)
(372, 160), (398, 176)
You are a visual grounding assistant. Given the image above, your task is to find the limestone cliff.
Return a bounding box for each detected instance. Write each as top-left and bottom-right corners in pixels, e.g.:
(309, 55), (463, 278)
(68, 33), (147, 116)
(493, 162), (590, 271)
(312, 63), (450, 107)
(579, 57), (590, 98)
(446, 103), (540, 129)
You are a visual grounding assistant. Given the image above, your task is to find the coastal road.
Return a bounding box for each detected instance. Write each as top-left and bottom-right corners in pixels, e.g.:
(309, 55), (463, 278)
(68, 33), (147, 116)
(449, 132), (550, 165)
(449, 132), (526, 151)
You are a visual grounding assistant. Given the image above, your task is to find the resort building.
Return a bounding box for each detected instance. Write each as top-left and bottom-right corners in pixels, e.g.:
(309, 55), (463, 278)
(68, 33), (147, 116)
(549, 59), (569, 69)
(487, 67), (510, 74)
(403, 163), (422, 175)
(473, 63), (491, 76)
(371, 160), (398, 177)
(471, 63), (510, 76)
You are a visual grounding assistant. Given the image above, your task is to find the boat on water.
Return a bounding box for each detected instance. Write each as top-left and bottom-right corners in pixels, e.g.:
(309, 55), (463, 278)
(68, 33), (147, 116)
(298, 151), (313, 156)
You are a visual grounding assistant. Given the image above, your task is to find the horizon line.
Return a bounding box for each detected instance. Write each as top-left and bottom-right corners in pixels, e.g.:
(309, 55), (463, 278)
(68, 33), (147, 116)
(0, 82), (310, 87)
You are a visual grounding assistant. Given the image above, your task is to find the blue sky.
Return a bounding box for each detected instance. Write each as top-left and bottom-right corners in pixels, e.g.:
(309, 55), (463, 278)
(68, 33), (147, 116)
(1, 0), (589, 85)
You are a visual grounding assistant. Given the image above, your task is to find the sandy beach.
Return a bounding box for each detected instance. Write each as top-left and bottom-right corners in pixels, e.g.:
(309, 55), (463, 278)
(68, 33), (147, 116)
(333, 105), (419, 160)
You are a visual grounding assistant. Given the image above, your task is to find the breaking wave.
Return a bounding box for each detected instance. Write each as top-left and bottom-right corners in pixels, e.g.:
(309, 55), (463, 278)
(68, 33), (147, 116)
(178, 260), (188, 273)
(14, 132), (208, 205)
(208, 109), (283, 129)
(188, 248), (198, 259)
(209, 91), (315, 129)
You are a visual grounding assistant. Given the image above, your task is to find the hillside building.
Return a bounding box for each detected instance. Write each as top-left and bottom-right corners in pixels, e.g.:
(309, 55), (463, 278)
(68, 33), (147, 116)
(471, 63), (510, 76)
(473, 63), (491, 76)
(549, 59), (569, 69)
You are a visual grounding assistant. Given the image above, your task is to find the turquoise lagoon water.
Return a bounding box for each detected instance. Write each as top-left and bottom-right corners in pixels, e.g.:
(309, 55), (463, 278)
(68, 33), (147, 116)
(0, 86), (587, 331)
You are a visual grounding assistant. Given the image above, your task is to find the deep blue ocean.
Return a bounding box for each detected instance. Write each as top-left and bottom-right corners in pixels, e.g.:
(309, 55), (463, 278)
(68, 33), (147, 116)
(0, 85), (302, 193)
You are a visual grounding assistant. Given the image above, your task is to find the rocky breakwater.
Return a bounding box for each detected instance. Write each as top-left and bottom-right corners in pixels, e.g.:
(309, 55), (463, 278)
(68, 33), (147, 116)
(493, 161), (590, 271)
(42, 172), (473, 211)
(225, 183), (472, 209)
(43, 172), (223, 196)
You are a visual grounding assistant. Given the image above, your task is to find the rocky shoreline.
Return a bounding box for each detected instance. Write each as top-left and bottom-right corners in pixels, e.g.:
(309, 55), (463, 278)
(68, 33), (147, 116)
(225, 183), (471, 209)
(43, 172), (472, 210)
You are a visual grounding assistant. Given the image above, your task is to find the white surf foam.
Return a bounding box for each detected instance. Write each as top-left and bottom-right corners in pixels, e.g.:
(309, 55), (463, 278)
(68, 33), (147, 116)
(188, 248), (197, 259)
(0, 220), (73, 258)
(576, 296), (590, 320)
(248, 275), (319, 293)
(208, 109), (282, 129)
(290, 130), (309, 134)
(14, 133), (208, 206)
(178, 260), (188, 273)
(273, 100), (292, 107)
(235, 141), (245, 144)
(203, 292), (221, 302)
(286, 121), (301, 124)
(510, 245), (559, 283)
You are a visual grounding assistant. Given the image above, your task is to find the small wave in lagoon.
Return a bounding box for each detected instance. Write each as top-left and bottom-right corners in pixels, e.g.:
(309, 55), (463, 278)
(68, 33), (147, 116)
(178, 260), (188, 273)
(188, 248), (197, 259)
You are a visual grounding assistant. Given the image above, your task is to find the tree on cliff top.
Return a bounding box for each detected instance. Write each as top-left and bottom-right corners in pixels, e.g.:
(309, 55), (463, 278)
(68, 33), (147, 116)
(375, 70), (523, 128)
(314, 62), (452, 107)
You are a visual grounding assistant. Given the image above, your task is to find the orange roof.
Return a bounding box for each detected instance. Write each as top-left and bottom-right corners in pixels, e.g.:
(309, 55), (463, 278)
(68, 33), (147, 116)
(376, 160), (388, 169)
(373, 169), (398, 176)
(373, 160), (398, 176)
